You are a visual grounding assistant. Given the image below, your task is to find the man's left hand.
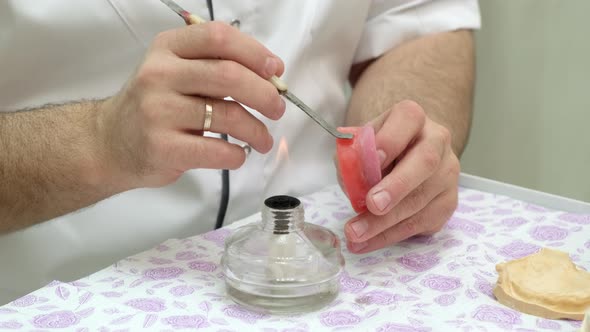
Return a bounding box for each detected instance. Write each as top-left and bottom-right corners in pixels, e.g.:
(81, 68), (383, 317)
(343, 100), (460, 253)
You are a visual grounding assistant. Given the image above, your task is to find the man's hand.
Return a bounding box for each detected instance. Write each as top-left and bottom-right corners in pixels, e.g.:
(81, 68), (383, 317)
(99, 22), (285, 189)
(0, 22), (285, 232)
(344, 101), (459, 253)
(342, 30), (475, 253)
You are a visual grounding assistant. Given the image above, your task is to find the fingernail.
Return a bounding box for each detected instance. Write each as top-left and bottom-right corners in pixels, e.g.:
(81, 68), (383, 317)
(265, 57), (278, 77)
(350, 219), (368, 238)
(275, 97), (286, 118)
(372, 190), (391, 212)
(377, 149), (387, 167)
(273, 56), (283, 69)
(349, 241), (368, 253)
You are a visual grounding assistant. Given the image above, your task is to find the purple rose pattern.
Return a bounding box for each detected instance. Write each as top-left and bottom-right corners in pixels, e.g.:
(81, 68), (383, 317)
(420, 275), (462, 292)
(397, 275), (417, 283)
(569, 320), (583, 328)
(169, 285), (194, 297)
(442, 239), (463, 248)
(501, 217), (528, 227)
(0, 321), (23, 329)
(497, 240), (541, 259)
(339, 273), (368, 293)
(143, 267), (184, 280)
(377, 323), (432, 332)
(397, 252), (440, 272)
(163, 315), (209, 329)
(356, 290), (399, 305)
(125, 298), (166, 312)
(222, 305), (268, 324)
(187, 261), (217, 272)
(536, 318), (561, 330)
(558, 213), (590, 224)
(473, 305), (521, 328)
(474, 280), (495, 298)
(33, 310), (80, 328)
(445, 217), (485, 236)
(0, 186), (585, 331)
(434, 294), (456, 306)
(175, 251), (201, 261)
(155, 244), (170, 252)
(148, 257), (173, 265)
(319, 310), (362, 327)
(455, 203), (477, 214)
(203, 228), (232, 247)
(525, 203), (547, 213)
(356, 256), (383, 266)
(11, 295), (37, 307)
(529, 226), (569, 241)
(464, 193), (485, 201)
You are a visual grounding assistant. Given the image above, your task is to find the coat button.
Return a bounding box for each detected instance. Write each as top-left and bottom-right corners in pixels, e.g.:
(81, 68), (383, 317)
(230, 19), (241, 29)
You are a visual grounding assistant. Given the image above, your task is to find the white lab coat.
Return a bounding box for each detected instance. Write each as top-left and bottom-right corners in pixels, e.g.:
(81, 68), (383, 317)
(0, 0), (480, 303)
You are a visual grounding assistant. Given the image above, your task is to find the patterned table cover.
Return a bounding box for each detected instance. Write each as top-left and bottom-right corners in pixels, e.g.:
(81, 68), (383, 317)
(1, 185), (589, 331)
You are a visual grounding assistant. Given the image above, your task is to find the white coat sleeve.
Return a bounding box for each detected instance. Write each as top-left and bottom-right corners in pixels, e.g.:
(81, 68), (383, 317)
(353, 0), (481, 64)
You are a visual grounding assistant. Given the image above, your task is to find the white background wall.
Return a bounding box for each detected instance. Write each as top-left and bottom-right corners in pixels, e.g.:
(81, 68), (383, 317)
(461, 0), (590, 202)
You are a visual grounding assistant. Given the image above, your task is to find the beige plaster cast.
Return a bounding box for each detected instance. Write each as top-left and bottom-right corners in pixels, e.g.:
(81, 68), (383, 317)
(494, 248), (590, 320)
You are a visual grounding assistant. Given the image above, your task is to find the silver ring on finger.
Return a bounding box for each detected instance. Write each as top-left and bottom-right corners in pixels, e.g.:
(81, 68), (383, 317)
(203, 100), (213, 131)
(241, 144), (251, 156)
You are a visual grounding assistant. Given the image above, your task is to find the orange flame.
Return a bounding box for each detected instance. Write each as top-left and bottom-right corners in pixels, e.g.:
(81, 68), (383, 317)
(276, 136), (290, 166)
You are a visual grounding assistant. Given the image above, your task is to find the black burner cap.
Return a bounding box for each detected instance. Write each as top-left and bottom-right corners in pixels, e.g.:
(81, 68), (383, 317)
(264, 195), (301, 210)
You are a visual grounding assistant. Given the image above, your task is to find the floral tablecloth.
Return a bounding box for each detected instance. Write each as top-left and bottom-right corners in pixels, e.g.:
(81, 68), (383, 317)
(1, 185), (589, 331)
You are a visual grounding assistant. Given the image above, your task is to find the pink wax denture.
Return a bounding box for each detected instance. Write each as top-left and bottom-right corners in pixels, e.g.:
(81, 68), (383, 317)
(336, 126), (382, 212)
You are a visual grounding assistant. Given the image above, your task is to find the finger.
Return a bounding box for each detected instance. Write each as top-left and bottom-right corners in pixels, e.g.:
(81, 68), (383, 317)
(162, 96), (273, 153)
(370, 100), (426, 169)
(159, 22), (284, 79)
(346, 151), (460, 242)
(200, 98), (273, 153)
(347, 189), (458, 254)
(345, 167), (446, 243)
(172, 59), (285, 120)
(366, 121), (448, 216)
(175, 135), (247, 170)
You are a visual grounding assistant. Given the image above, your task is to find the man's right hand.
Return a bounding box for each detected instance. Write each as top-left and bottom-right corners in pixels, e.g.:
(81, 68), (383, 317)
(97, 21), (286, 189)
(0, 21), (286, 231)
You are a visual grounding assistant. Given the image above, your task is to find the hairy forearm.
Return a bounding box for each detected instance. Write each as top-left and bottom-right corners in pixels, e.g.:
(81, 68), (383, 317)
(0, 101), (113, 233)
(347, 29), (475, 156)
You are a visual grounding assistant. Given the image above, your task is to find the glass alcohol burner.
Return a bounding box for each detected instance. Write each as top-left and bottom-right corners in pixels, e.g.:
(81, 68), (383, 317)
(221, 195), (345, 313)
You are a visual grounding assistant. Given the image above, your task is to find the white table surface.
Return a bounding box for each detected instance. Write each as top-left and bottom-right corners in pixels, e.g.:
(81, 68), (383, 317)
(1, 173), (589, 331)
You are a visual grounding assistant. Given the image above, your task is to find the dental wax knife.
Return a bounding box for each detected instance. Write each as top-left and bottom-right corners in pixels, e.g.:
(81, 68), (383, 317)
(160, 0), (353, 140)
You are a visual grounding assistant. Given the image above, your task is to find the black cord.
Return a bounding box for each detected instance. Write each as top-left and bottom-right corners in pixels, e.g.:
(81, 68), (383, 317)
(206, 0), (230, 230)
(215, 142), (230, 230)
(206, 0), (214, 21)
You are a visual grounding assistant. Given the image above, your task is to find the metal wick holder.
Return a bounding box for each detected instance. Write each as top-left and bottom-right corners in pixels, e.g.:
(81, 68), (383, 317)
(265, 195), (302, 235)
(221, 195), (345, 313)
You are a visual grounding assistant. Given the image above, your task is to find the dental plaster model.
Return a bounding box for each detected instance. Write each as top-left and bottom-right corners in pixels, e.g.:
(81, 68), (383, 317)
(494, 248), (590, 320)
